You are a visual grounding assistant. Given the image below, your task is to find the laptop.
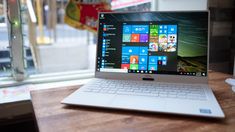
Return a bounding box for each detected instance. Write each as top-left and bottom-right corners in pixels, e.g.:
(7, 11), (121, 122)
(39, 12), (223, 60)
(62, 11), (225, 118)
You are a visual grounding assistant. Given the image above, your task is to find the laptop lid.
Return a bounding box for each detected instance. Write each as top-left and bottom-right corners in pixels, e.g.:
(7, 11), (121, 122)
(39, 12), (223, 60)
(95, 11), (209, 84)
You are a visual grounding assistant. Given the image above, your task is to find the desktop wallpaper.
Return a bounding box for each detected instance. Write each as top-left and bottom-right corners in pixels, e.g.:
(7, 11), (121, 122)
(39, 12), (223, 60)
(104, 12), (208, 73)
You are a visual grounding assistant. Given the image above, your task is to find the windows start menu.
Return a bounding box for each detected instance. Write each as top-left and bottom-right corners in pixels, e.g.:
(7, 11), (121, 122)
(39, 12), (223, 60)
(97, 21), (178, 74)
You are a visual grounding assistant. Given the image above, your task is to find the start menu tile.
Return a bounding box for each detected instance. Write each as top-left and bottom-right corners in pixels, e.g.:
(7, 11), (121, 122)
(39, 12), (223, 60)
(97, 21), (178, 73)
(121, 22), (178, 72)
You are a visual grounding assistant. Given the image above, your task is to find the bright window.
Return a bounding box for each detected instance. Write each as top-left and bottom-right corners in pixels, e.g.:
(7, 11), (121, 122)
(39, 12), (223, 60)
(0, 0), (152, 85)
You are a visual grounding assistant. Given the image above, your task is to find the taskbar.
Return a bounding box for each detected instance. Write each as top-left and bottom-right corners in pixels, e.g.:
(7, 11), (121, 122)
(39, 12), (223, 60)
(128, 69), (207, 76)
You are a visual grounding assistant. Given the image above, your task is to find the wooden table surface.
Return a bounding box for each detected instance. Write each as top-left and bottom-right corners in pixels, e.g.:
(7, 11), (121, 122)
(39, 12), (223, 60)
(31, 72), (235, 132)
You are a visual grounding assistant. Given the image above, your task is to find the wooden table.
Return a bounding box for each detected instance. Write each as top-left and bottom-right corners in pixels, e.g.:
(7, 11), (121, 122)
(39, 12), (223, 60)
(31, 72), (235, 132)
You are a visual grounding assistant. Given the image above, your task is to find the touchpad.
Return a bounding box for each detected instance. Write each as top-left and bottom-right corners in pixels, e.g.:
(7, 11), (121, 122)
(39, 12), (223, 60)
(110, 95), (166, 111)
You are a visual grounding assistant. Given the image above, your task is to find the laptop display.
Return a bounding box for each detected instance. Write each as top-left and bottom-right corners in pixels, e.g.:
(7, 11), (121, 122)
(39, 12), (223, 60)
(96, 12), (208, 77)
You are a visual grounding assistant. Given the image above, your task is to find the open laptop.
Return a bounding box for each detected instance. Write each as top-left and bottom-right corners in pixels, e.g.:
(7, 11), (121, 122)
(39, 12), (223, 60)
(62, 11), (225, 118)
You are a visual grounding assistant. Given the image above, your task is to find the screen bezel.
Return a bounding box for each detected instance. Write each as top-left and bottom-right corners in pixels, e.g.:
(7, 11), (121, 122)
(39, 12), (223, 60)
(95, 11), (210, 84)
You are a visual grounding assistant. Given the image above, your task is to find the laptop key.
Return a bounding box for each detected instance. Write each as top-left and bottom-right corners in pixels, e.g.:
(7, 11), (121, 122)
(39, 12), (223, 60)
(85, 79), (207, 101)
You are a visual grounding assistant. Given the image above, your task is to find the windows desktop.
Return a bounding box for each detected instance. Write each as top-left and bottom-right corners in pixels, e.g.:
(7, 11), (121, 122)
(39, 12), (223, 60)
(96, 12), (208, 77)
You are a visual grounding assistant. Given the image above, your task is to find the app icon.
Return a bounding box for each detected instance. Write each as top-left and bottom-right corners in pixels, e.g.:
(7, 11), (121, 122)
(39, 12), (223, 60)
(123, 34), (131, 42)
(162, 60), (167, 65)
(130, 64), (139, 70)
(149, 36), (158, 43)
(140, 34), (149, 42)
(139, 47), (148, 55)
(164, 25), (167, 29)
(131, 34), (140, 42)
(168, 25), (177, 34)
(162, 56), (167, 60)
(130, 56), (139, 64)
(167, 43), (176, 52)
(139, 65), (147, 70)
(121, 64), (130, 69)
(122, 55), (130, 64)
(168, 34), (177, 43)
(158, 56), (162, 60)
(150, 25), (158, 34)
(123, 25), (132, 34)
(148, 65), (157, 71)
(139, 56), (147, 64)
(149, 43), (158, 52)
(159, 34), (168, 43)
(131, 25), (149, 34)
(149, 56), (158, 64)
(158, 43), (167, 52)
(158, 60), (162, 65)
(122, 46), (139, 55)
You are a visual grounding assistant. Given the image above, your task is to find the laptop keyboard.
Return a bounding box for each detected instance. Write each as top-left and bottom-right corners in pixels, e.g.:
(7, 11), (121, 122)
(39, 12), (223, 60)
(82, 79), (207, 101)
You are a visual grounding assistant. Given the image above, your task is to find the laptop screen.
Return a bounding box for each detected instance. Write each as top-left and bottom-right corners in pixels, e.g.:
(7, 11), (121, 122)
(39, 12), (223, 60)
(96, 12), (208, 77)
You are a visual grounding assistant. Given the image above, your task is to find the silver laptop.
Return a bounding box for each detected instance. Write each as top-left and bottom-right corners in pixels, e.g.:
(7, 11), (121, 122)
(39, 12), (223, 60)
(62, 11), (225, 118)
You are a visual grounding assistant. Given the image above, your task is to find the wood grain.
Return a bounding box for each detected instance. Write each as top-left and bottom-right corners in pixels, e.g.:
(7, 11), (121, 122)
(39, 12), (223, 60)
(30, 72), (235, 132)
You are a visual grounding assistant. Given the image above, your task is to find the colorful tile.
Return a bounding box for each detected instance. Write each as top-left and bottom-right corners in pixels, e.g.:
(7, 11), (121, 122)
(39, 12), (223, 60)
(162, 56), (167, 60)
(149, 36), (158, 43)
(162, 60), (167, 65)
(163, 29), (167, 34)
(139, 56), (147, 65)
(168, 34), (177, 43)
(122, 46), (139, 55)
(122, 55), (130, 64)
(163, 25), (167, 29)
(149, 56), (158, 64)
(140, 34), (149, 42)
(150, 25), (158, 34)
(148, 65), (158, 71)
(168, 25), (177, 34)
(158, 56), (162, 60)
(130, 55), (139, 64)
(149, 43), (158, 52)
(139, 47), (148, 55)
(158, 60), (162, 65)
(130, 64), (139, 70)
(167, 43), (177, 52)
(158, 43), (167, 52)
(122, 34), (131, 42)
(150, 33), (158, 37)
(123, 25), (132, 34)
(159, 34), (168, 43)
(139, 65), (147, 70)
(131, 25), (149, 34)
(131, 34), (140, 42)
(121, 64), (130, 69)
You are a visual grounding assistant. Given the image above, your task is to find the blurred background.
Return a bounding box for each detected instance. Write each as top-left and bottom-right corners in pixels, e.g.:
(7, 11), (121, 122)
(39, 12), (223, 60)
(0, 0), (233, 79)
(0, 0), (152, 78)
